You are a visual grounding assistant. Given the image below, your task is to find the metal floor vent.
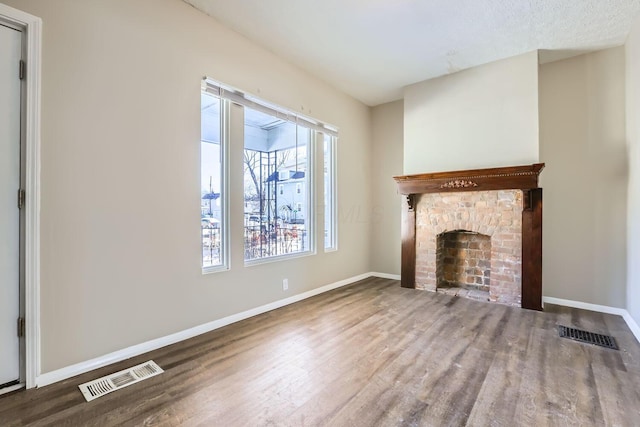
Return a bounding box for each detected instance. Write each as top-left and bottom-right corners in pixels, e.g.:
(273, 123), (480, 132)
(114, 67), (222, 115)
(558, 325), (619, 350)
(78, 360), (164, 402)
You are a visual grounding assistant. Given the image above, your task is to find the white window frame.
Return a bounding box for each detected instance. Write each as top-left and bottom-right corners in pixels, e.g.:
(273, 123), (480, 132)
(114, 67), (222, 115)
(202, 77), (337, 266)
(243, 119), (316, 266)
(201, 92), (230, 274)
(324, 134), (338, 251)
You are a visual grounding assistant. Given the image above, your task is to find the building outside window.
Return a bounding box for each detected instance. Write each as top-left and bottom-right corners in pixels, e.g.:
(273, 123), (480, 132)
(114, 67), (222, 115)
(243, 107), (311, 262)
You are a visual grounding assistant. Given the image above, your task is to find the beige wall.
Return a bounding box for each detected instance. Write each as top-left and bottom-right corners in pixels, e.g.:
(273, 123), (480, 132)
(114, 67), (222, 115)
(370, 101), (403, 275)
(626, 19), (640, 323)
(5, 0), (372, 373)
(539, 47), (627, 307)
(403, 51), (539, 174)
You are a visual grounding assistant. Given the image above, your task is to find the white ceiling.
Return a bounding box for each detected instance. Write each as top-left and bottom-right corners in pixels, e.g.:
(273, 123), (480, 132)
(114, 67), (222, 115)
(184, 0), (640, 106)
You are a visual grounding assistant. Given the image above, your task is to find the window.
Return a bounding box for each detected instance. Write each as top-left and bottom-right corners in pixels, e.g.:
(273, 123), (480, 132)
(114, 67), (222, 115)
(324, 134), (337, 250)
(200, 91), (227, 271)
(202, 78), (338, 265)
(243, 107), (312, 262)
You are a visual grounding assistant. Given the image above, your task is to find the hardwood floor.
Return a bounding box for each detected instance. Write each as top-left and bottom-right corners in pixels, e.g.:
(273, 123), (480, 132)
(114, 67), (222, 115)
(2, 277), (640, 426)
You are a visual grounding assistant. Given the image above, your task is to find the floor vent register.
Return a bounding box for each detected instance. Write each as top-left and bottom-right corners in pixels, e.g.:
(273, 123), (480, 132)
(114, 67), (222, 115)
(78, 360), (164, 402)
(558, 325), (619, 350)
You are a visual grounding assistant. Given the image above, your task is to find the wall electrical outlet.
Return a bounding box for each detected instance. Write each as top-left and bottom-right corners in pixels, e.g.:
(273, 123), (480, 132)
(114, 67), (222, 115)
(282, 279), (289, 291)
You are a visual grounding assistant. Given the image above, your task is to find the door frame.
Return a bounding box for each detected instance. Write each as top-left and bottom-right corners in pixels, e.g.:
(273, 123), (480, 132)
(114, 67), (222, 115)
(0, 3), (41, 390)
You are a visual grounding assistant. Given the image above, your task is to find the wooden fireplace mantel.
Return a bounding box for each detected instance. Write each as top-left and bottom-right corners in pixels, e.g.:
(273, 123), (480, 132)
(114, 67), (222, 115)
(394, 163), (545, 311)
(393, 163), (545, 195)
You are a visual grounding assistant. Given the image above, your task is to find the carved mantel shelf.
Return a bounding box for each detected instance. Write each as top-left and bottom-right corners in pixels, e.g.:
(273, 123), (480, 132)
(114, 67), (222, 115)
(394, 163), (545, 196)
(393, 163), (545, 311)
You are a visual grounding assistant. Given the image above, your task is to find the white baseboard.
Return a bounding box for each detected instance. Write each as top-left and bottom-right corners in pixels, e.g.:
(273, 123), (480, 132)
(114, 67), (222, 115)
(542, 296), (640, 344)
(542, 296), (627, 315)
(370, 272), (401, 280)
(36, 272), (375, 388)
(622, 311), (640, 343)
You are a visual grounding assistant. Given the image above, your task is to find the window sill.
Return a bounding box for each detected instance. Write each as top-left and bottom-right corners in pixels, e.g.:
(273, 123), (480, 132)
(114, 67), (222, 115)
(202, 264), (230, 275)
(244, 250), (315, 267)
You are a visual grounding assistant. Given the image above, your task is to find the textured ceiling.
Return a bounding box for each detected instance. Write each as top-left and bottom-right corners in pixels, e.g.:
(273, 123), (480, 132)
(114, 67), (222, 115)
(184, 0), (640, 106)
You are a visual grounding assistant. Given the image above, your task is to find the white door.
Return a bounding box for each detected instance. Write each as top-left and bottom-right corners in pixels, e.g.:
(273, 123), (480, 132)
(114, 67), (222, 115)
(0, 22), (22, 387)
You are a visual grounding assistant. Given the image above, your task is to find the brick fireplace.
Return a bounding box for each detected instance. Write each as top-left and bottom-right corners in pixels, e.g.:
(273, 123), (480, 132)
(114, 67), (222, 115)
(417, 190), (523, 305)
(394, 164), (544, 310)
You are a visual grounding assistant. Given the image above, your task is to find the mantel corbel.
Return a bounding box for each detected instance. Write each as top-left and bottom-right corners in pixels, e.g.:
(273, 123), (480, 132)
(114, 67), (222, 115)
(406, 194), (416, 211)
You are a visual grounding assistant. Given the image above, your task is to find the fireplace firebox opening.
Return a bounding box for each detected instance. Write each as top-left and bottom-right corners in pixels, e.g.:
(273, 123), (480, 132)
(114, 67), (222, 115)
(436, 230), (491, 301)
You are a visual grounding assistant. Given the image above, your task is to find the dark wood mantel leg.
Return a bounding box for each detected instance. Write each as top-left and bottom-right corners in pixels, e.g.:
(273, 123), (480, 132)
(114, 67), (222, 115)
(401, 194), (416, 288)
(521, 189), (543, 310)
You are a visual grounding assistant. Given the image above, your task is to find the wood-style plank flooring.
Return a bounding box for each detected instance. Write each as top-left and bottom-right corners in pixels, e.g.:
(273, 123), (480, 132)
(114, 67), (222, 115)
(2, 277), (640, 426)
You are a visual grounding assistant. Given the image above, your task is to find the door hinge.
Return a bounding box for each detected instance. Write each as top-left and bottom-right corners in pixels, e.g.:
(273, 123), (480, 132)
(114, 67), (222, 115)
(17, 317), (25, 338)
(19, 60), (25, 80)
(18, 189), (25, 210)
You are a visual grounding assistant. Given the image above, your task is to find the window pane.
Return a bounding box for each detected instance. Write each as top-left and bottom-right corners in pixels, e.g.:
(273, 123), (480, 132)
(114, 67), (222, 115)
(244, 107), (311, 261)
(201, 92), (224, 268)
(324, 135), (337, 250)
